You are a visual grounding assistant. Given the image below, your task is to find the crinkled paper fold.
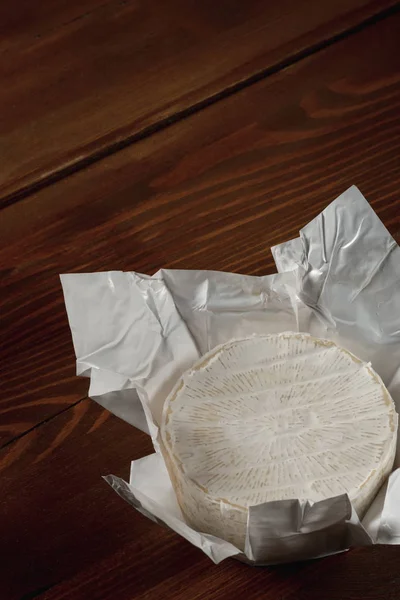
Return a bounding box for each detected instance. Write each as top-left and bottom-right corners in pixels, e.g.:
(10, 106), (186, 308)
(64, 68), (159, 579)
(61, 186), (400, 564)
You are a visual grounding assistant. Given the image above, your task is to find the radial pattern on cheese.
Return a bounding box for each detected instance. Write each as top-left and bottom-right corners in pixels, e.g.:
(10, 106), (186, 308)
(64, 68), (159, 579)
(161, 333), (398, 550)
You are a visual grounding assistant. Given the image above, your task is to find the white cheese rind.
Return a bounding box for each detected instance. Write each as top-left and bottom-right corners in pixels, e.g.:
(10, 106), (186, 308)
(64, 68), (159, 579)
(161, 333), (398, 550)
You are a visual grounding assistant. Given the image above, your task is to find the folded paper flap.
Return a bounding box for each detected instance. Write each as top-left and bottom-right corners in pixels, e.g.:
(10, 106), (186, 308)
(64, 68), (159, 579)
(103, 475), (163, 527)
(129, 453), (182, 518)
(106, 456), (241, 564)
(248, 494), (351, 539)
(246, 525), (359, 565)
(162, 269), (295, 311)
(246, 494), (371, 563)
(271, 187), (400, 411)
(161, 268), (306, 354)
(299, 495), (352, 533)
(271, 237), (304, 274)
(129, 455), (242, 562)
(302, 185), (398, 275)
(273, 186), (400, 308)
(378, 469), (400, 543)
(60, 271), (192, 380)
(299, 187), (400, 345)
(89, 370), (148, 433)
(61, 271), (199, 431)
(60, 271), (156, 377)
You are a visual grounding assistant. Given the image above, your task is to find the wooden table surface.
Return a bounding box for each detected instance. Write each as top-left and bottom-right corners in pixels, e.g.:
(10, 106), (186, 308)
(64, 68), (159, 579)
(1, 2), (400, 599)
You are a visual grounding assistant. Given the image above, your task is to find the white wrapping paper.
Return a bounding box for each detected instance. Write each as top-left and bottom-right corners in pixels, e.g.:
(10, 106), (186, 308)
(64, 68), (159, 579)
(61, 186), (400, 564)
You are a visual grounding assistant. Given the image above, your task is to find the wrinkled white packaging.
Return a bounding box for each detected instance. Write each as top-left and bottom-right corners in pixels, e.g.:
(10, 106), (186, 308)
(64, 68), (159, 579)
(61, 186), (400, 564)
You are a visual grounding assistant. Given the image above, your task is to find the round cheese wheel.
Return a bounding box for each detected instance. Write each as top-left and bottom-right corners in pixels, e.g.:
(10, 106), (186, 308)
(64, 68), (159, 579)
(161, 333), (398, 550)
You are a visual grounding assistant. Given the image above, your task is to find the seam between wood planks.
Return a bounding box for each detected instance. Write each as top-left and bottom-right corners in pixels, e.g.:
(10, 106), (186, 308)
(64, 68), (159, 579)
(1, 1), (400, 210)
(0, 397), (87, 452)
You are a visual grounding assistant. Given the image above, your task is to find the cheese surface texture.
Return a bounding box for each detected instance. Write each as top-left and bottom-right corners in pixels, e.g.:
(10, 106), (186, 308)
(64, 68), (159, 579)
(161, 333), (398, 550)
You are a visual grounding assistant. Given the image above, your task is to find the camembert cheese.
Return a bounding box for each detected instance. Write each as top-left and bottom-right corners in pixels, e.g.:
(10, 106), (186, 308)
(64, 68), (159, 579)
(161, 333), (398, 550)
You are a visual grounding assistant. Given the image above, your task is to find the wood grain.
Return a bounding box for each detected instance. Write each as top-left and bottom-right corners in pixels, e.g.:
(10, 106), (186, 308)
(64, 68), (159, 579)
(37, 546), (400, 600)
(1, 12), (400, 447)
(1, 0), (398, 204)
(0, 399), (399, 600)
(0, 0), (107, 53)
(0, 400), (150, 600)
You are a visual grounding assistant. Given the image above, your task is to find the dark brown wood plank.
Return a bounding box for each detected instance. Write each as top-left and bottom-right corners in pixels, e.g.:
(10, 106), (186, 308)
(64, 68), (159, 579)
(1, 12), (400, 445)
(35, 547), (400, 600)
(0, 0), (108, 53)
(0, 399), (151, 600)
(0, 400), (399, 600)
(0, 0), (398, 203)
